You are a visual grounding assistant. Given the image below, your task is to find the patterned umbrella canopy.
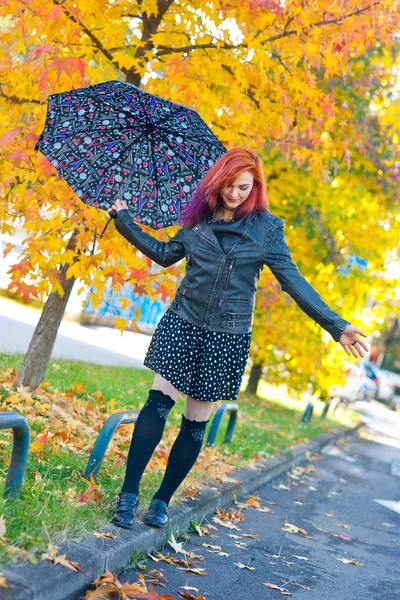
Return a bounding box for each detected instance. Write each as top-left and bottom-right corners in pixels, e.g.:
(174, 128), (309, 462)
(35, 80), (227, 229)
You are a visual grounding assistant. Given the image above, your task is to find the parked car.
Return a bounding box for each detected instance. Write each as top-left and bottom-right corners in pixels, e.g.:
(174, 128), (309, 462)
(378, 368), (400, 411)
(362, 360), (396, 407)
(330, 361), (377, 404)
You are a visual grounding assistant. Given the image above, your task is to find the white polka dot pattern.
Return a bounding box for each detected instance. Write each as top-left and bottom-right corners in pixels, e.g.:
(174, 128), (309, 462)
(143, 309), (252, 402)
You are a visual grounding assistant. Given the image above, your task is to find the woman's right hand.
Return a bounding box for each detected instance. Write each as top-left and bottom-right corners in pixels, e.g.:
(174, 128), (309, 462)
(107, 199), (128, 215)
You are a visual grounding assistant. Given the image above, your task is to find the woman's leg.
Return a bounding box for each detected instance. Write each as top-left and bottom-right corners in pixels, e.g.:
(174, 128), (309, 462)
(151, 394), (214, 505)
(120, 372), (179, 495)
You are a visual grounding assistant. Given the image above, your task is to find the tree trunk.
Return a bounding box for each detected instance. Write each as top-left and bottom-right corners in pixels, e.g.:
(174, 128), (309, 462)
(245, 360), (264, 396)
(16, 232), (79, 390)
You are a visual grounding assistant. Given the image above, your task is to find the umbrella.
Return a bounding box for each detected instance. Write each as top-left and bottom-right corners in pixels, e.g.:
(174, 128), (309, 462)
(34, 79), (226, 230)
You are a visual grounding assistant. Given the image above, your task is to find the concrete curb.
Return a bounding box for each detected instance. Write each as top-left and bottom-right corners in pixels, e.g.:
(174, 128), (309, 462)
(1, 423), (362, 600)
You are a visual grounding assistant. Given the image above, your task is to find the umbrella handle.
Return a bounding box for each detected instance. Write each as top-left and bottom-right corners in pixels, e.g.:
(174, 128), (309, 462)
(99, 210), (118, 239)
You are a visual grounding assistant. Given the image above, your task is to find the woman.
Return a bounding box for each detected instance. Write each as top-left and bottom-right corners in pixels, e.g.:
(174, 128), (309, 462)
(108, 147), (369, 529)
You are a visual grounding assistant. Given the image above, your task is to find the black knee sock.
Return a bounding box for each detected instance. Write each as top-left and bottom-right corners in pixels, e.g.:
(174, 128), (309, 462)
(121, 389), (175, 495)
(153, 414), (209, 505)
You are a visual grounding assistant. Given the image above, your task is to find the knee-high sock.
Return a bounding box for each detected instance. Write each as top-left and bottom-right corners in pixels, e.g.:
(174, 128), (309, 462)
(153, 414), (209, 505)
(121, 389), (175, 495)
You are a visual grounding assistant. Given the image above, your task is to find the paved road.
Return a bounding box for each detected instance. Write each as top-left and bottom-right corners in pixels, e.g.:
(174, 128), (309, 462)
(0, 297), (150, 368)
(120, 403), (400, 599)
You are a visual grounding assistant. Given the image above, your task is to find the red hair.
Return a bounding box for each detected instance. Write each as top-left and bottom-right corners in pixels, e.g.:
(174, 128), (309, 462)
(180, 147), (269, 227)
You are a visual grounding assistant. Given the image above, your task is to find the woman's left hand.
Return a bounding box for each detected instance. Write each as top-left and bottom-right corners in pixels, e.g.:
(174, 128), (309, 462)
(339, 325), (369, 358)
(107, 199), (128, 215)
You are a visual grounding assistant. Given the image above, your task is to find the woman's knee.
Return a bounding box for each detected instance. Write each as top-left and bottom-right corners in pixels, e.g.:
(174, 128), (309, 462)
(184, 395), (215, 421)
(151, 372), (180, 402)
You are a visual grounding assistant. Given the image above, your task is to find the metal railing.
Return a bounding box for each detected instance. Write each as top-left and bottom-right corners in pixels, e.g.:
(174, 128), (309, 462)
(84, 411), (138, 480)
(0, 412), (30, 498)
(206, 403), (238, 446)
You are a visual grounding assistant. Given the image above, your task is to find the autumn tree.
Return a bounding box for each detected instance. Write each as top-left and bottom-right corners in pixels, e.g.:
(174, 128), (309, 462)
(1, 0), (399, 389)
(247, 44), (400, 396)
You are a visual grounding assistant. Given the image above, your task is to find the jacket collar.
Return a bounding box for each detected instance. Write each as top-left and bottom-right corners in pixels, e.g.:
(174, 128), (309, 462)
(193, 210), (256, 255)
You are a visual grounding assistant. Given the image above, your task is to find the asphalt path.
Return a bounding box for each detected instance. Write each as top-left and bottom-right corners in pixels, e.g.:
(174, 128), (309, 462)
(120, 404), (400, 599)
(0, 295), (151, 368)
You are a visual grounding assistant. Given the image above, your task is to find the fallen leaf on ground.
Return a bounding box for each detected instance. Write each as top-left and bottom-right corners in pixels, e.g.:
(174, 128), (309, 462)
(147, 553), (160, 562)
(322, 512), (334, 518)
(182, 486), (201, 500)
(177, 567), (207, 576)
(281, 522), (308, 536)
(92, 530), (116, 539)
(168, 532), (188, 555)
(41, 543), (86, 574)
(338, 523), (350, 529)
(192, 524), (209, 536)
(207, 550), (231, 557)
(233, 561), (255, 571)
(150, 552), (178, 565)
(128, 583), (174, 599)
(201, 543), (221, 550)
(336, 556), (363, 566)
(53, 553), (86, 573)
(262, 582), (291, 595)
(315, 527), (351, 541)
(292, 555), (310, 561)
(213, 517), (240, 530)
(231, 541), (248, 550)
(293, 582), (311, 590)
(178, 592), (207, 600)
(0, 574), (7, 588)
(272, 484), (291, 491)
(146, 570), (167, 584)
(181, 586), (199, 593)
(215, 507), (244, 522)
(242, 533), (258, 539)
(381, 522), (394, 527)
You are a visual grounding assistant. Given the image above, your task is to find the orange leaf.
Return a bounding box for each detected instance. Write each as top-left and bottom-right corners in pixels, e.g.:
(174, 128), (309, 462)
(7, 282), (39, 303)
(129, 583), (174, 599)
(2, 243), (14, 259)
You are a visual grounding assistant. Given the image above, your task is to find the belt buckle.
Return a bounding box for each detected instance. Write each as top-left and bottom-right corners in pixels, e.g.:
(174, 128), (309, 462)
(223, 312), (236, 319)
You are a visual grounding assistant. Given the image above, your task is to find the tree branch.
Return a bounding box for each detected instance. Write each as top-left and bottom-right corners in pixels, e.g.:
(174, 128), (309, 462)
(0, 84), (41, 105)
(53, 0), (128, 75)
(155, 2), (381, 57)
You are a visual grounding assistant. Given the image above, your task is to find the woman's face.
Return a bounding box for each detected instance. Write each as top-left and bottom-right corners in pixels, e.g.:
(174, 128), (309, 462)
(220, 170), (254, 211)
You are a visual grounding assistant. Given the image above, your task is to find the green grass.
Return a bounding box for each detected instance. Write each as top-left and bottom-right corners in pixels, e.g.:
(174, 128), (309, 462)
(0, 352), (358, 565)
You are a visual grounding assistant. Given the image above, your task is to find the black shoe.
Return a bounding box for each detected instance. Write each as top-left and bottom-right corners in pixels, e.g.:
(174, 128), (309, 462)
(111, 492), (140, 529)
(144, 498), (169, 528)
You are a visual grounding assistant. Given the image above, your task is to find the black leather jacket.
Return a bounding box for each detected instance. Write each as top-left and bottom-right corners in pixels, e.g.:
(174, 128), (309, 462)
(114, 208), (350, 341)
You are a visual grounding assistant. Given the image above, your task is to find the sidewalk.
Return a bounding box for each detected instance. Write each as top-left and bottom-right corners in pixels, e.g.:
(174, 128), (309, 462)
(0, 296), (151, 368)
(1, 424), (362, 600)
(120, 425), (400, 600)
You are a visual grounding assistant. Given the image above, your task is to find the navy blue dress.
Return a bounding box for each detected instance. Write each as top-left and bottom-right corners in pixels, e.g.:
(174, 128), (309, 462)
(143, 217), (252, 402)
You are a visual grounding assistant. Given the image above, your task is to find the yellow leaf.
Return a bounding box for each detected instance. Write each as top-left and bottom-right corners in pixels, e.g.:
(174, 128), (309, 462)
(114, 316), (127, 333)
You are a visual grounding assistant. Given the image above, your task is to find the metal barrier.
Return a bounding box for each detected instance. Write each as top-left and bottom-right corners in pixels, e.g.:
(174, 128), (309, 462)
(206, 403), (238, 446)
(0, 412), (30, 498)
(300, 402), (314, 424)
(301, 397), (345, 423)
(84, 411), (138, 480)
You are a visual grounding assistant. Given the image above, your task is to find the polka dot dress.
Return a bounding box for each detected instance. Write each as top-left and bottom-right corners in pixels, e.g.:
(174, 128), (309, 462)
(143, 309), (252, 402)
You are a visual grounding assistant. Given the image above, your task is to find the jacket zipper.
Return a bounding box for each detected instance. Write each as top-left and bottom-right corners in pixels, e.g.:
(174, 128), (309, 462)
(203, 256), (226, 328)
(224, 259), (234, 290)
